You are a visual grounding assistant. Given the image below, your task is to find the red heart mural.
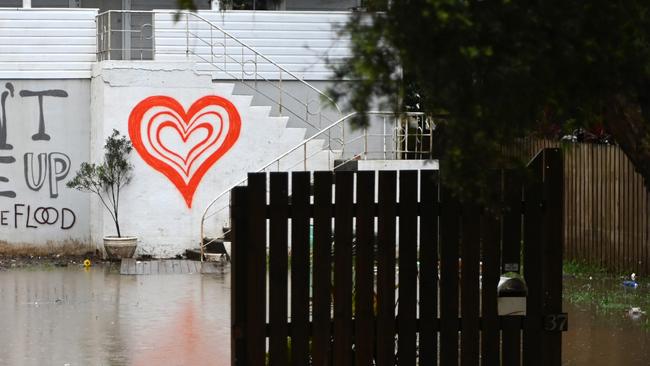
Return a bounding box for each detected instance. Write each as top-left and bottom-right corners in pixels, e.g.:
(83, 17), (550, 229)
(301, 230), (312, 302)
(128, 95), (241, 208)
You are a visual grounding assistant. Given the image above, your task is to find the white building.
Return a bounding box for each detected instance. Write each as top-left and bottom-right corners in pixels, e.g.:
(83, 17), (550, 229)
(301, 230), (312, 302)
(0, 0), (434, 257)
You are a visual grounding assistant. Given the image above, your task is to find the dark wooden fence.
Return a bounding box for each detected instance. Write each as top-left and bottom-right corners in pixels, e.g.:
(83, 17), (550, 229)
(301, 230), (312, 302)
(511, 139), (650, 274)
(231, 148), (565, 365)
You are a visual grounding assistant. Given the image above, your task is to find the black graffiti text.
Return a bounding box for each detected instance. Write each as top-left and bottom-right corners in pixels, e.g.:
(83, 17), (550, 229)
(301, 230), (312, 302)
(19, 89), (68, 141)
(3, 204), (76, 230)
(24, 152), (71, 198)
(0, 83), (15, 198)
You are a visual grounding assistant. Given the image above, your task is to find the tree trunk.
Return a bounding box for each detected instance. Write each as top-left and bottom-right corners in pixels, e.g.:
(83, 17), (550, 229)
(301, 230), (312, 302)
(114, 216), (121, 238)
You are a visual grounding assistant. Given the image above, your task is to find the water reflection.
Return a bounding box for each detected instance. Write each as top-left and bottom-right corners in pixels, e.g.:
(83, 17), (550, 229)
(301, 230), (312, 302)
(0, 265), (231, 366)
(4, 265), (650, 365)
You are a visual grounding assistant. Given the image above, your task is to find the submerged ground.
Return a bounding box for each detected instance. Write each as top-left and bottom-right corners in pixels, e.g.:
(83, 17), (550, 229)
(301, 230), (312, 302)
(563, 263), (650, 365)
(0, 260), (648, 365)
(0, 262), (230, 366)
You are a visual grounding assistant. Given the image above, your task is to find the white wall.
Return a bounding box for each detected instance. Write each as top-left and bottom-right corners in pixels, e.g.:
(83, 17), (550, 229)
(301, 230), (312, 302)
(90, 61), (330, 257)
(154, 10), (351, 80)
(0, 79), (91, 248)
(0, 9), (353, 81)
(0, 8), (98, 79)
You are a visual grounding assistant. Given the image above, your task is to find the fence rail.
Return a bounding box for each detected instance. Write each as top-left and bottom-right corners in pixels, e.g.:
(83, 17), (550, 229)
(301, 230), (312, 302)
(230, 148), (564, 365)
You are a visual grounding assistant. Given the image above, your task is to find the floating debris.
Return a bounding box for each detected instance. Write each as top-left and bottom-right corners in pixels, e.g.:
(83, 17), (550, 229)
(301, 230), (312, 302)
(622, 273), (639, 288)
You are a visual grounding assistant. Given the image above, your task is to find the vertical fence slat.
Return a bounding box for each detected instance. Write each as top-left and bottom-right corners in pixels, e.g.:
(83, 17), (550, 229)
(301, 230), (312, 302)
(246, 172), (267, 366)
(231, 186), (249, 366)
(334, 171), (354, 366)
(616, 147), (622, 272)
(481, 189), (501, 365)
(440, 185), (460, 366)
(503, 170), (522, 274)
(269, 172), (289, 365)
(376, 171), (397, 366)
(501, 317), (521, 366)
(523, 152), (543, 366)
(461, 201), (480, 366)
(312, 171), (333, 366)
(419, 170), (438, 365)
(355, 171), (375, 365)
(501, 170), (522, 366)
(543, 149), (564, 366)
(397, 171), (418, 365)
(291, 172), (311, 365)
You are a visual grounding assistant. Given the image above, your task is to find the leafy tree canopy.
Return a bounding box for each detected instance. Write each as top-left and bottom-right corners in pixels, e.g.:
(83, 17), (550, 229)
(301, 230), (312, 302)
(332, 0), (650, 199)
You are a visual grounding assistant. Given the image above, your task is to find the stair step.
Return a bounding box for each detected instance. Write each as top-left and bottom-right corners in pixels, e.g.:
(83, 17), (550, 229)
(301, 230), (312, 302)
(202, 238), (229, 253)
(185, 248), (230, 262)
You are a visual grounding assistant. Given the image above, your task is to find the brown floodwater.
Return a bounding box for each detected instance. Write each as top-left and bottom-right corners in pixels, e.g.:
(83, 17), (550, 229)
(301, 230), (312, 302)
(0, 265), (649, 365)
(0, 264), (231, 366)
(563, 277), (650, 366)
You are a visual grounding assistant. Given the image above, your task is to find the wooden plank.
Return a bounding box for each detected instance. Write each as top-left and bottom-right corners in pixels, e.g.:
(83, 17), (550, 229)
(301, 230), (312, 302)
(418, 170), (438, 366)
(312, 171), (333, 366)
(615, 147), (621, 272)
(501, 316), (521, 366)
(231, 186), (249, 365)
(120, 259), (133, 275)
(290, 172), (311, 366)
(481, 187), (501, 365)
(502, 170), (522, 273)
(129, 258), (137, 275)
(523, 152), (544, 366)
(397, 170), (417, 365)
(376, 171), (397, 366)
(143, 261), (151, 275)
(246, 173), (267, 366)
(269, 172), (289, 366)
(172, 260), (182, 274)
(164, 260), (173, 274)
(191, 260), (201, 273)
(439, 185), (460, 366)
(542, 149), (563, 366)
(151, 260), (159, 274)
(136, 260), (144, 275)
(354, 171), (375, 365)
(460, 201), (480, 366)
(333, 171), (354, 366)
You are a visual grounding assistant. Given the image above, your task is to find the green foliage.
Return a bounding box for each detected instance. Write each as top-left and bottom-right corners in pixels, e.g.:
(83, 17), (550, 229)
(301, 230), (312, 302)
(564, 260), (608, 278)
(332, 0), (650, 200)
(66, 130), (133, 237)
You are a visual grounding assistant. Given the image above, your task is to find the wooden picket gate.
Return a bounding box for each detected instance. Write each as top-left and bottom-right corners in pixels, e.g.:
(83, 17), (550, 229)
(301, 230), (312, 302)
(231, 148), (565, 365)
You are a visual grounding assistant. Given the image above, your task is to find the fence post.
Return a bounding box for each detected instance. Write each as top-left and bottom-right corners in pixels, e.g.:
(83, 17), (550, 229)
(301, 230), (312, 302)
(542, 148), (564, 366)
(523, 151), (544, 366)
(230, 186), (248, 366)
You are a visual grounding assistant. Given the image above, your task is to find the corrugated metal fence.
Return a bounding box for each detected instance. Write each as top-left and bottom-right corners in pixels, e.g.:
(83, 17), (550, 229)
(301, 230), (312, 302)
(519, 139), (650, 274)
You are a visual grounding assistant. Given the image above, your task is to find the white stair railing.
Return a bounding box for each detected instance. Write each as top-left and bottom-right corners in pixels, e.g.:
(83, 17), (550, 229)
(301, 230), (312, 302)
(96, 10), (344, 148)
(199, 111), (438, 259)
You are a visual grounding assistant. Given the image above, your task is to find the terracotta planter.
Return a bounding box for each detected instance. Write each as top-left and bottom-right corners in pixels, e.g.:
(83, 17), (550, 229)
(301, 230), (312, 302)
(104, 236), (138, 260)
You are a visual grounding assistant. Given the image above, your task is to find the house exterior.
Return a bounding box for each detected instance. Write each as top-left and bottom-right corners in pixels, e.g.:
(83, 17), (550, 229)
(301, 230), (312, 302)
(0, 0), (434, 257)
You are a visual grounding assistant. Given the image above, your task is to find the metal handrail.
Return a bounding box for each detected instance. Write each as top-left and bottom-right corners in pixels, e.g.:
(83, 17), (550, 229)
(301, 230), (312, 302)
(95, 10), (343, 123)
(199, 111), (436, 260)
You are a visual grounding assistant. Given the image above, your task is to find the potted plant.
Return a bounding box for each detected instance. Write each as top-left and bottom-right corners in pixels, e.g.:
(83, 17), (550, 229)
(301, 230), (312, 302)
(67, 129), (137, 260)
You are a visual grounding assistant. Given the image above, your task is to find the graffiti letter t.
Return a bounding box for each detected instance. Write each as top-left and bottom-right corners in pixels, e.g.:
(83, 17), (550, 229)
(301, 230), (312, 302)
(19, 89), (68, 141)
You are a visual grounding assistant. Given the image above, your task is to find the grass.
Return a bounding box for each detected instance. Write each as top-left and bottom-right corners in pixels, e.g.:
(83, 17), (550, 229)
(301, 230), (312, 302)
(563, 261), (650, 330)
(563, 260), (608, 278)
